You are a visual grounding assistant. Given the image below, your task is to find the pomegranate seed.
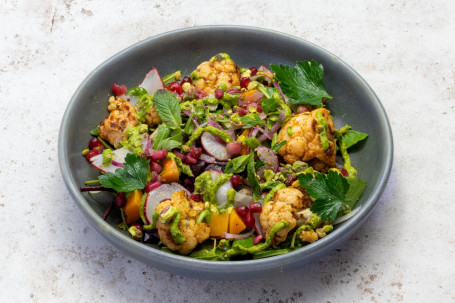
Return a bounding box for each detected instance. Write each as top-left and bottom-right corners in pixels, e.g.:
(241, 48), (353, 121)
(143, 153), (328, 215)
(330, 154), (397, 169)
(131, 223), (143, 232)
(174, 151), (185, 160)
(235, 205), (249, 218)
(249, 202), (262, 213)
(243, 211), (255, 228)
(189, 194), (202, 202)
(166, 81), (183, 94)
(145, 181), (162, 193)
(114, 193), (126, 208)
(112, 83), (127, 96)
(88, 137), (104, 149)
(85, 148), (101, 161)
(150, 162), (162, 174)
(249, 67), (258, 76)
(183, 178), (194, 192)
(230, 174), (243, 188)
(240, 77), (251, 89)
(151, 149), (168, 162)
(214, 89), (224, 99)
(189, 146), (202, 159)
(184, 155), (198, 164)
(238, 108), (248, 117)
(340, 168), (348, 177)
(181, 76), (192, 85)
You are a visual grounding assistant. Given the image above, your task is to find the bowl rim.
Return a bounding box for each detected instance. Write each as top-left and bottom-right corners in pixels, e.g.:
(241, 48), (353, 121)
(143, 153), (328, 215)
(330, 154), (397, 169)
(58, 25), (393, 280)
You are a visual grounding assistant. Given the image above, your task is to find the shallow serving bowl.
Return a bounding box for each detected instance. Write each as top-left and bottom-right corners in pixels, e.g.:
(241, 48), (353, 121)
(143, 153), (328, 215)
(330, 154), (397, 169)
(58, 26), (393, 280)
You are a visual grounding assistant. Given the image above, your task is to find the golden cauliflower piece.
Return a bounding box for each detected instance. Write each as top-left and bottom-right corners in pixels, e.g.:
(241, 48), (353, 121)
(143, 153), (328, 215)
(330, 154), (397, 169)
(260, 187), (310, 246)
(99, 97), (138, 147)
(299, 230), (318, 243)
(192, 55), (240, 95)
(155, 190), (210, 255)
(277, 108), (336, 172)
(145, 106), (161, 126)
(107, 96), (124, 112)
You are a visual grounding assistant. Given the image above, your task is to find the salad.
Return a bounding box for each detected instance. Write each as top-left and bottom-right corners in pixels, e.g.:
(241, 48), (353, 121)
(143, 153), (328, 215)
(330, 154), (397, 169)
(80, 53), (368, 260)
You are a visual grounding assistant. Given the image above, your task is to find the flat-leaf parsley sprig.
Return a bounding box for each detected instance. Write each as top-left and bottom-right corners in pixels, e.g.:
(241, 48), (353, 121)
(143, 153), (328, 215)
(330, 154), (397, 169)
(298, 170), (350, 222)
(271, 60), (332, 107)
(99, 153), (149, 192)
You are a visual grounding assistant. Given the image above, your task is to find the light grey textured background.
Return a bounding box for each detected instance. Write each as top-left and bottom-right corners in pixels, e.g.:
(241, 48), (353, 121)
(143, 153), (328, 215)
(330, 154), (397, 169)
(1, 1), (454, 302)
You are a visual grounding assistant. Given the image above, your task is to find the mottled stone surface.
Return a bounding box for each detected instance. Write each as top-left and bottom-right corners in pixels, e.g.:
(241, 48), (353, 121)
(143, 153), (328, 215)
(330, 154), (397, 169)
(1, 0), (454, 302)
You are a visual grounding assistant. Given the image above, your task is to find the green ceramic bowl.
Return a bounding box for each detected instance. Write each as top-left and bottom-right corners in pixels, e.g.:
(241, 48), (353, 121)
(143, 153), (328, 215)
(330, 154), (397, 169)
(59, 26), (393, 280)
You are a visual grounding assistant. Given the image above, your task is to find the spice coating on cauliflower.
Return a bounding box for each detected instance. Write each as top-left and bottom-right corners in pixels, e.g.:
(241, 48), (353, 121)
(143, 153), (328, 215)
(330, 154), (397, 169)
(192, 58), (240, 95)
(260, 187), (310, 246)
(277, 108), (336, 172)
(99, 97), (138, 147)
(155, 190), (210, 255)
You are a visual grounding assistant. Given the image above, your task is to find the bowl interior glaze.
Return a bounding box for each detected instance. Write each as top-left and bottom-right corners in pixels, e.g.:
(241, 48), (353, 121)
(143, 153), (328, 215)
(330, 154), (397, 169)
(59, 26), (393, 280)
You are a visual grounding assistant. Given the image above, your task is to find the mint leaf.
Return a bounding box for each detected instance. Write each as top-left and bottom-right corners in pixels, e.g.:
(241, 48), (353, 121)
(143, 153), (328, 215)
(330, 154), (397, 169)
(244, 137), (261, 150)
(298, 171), (350, 222)
(271, 140), (287, 153)
(99, 153), (149, 192)
(270, 60), (332, 107)
(342, 130), (368, 149)
(224, 153), (253, 174)
(247, 158), (262, 201)
(345, 176), (367, 209)
(152, 89), (182, 129)
(153, 124), (171, 150)
(157, 130), (182, 150)
(240, 113), (266, 129)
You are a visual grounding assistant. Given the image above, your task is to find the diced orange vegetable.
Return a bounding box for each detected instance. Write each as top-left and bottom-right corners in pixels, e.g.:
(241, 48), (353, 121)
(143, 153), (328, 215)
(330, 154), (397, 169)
(124, 189), (143, 224)
(239, 129), (250, 155)
(209, 212), (230, 237)
(239, 129), (250, 138)
(160, 158), (180, 183)
(228, 209), (247, 234)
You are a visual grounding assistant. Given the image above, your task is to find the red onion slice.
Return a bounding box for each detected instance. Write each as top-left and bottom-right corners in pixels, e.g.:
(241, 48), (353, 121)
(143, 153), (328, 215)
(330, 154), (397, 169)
(111, 160), (124, 168)
(253, 212), (263, 237)
(141, 133), (151, 152)
(221, 228), (254, 240)
(226, 88), (241, 95)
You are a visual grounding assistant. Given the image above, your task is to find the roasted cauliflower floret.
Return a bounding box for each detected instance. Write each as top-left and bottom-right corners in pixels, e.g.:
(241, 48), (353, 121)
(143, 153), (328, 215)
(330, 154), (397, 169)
(192, 55), (240, 95)
(145, 106), (161, 126)
(277, 108), (336, 172)
(260, 188), (310, 246)
(99, 98), (138, 147)
(155, 190), (210, 255)
(260, 201), (296, 246)
(299, 230), (318, 243)
(107, 96), (124, 112)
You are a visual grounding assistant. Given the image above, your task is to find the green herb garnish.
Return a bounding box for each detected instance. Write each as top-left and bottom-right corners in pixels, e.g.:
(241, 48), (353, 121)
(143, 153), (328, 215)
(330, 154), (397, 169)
(240, 112), (267, 129)
(298, 170), (359, 222)
(152, 89), (182, 129)
(99, 153), (149, 192)
(271, 140), (287, 153)
(224, 153), (254, 174)
(270, 60), (332, 107)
